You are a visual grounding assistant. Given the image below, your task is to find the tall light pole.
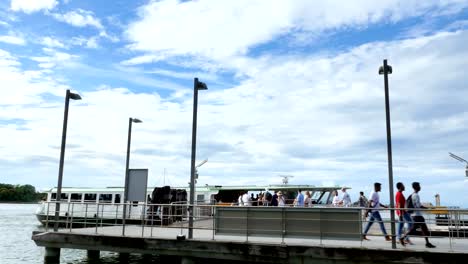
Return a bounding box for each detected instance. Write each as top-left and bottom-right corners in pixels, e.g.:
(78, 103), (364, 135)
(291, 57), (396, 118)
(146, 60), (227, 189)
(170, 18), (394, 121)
(122, 117), (142, 236)
(54, 89), (81, 231)
(379, 59), (396, 249)
(188, 78), (207, 239)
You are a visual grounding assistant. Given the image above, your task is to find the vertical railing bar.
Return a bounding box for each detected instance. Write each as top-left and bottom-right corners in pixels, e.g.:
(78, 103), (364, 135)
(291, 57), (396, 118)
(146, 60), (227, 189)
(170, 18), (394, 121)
(45, 202), (50, 232)
(150, 204), (154, 237)
(141, 203), (146, 237)
(70, 202), (74, 232)
(95, 203), (99, 234)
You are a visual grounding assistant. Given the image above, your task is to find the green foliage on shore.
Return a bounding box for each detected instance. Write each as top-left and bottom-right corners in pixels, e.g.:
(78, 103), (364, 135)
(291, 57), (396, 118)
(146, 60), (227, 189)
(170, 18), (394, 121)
(0, 183), (45, 202)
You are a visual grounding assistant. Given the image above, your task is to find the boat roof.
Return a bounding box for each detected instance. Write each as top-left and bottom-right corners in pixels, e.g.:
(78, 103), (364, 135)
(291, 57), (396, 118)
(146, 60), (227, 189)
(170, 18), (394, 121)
(44, 185), (349, 193)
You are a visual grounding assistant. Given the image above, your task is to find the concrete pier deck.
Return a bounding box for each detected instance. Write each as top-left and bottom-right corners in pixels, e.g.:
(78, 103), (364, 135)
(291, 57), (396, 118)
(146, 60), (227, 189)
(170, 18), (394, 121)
(32, 221), (468, 264)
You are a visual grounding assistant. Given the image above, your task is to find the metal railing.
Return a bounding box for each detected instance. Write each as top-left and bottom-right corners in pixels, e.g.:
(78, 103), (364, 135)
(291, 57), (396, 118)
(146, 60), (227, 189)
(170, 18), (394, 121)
(37, 201), (468, 252)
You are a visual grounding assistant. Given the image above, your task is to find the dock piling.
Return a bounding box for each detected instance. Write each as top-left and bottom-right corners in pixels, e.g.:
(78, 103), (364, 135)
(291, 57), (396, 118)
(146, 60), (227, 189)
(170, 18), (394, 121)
(44, 247), (60, 264)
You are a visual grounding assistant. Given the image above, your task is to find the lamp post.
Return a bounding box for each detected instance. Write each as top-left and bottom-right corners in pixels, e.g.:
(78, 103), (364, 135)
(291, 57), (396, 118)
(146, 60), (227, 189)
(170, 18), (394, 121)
(122, 117), (142, 236)
(54, 89), (81, 232)
(188, 78), (208, 239)
(379, 59), (396, 249)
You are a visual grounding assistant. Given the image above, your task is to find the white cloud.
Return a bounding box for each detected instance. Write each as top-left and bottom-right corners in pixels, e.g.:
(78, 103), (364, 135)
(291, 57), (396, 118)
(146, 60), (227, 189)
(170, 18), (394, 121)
(10, 0), (58, 14)
(31, 49), (78, 68)
(0, 35), (25, 45)
(121, 54), (167, 65)
(52, 9), (103, 30)
(41, 37), (65, 48)
(125, 0), (468, 62)
(70, 36), (99, 48)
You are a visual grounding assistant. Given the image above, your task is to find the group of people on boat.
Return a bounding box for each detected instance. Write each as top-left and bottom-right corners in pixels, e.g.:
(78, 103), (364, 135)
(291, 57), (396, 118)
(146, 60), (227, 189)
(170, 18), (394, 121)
(236, 189), (314, 207)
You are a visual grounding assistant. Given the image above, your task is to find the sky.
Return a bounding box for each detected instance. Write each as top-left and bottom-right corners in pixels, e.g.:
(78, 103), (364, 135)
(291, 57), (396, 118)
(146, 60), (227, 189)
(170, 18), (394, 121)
(1, 0), (468, 206)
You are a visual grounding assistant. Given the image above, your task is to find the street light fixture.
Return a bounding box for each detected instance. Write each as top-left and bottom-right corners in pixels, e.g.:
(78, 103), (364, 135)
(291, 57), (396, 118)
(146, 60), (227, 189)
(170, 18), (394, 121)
(449, 152), (468, 177)
(122, 117), (143, 235)
(54, 89), (81, 231)
(195, 159), (208, 184)
(379, 59), (397, 249)
(188, 78), (208, 239)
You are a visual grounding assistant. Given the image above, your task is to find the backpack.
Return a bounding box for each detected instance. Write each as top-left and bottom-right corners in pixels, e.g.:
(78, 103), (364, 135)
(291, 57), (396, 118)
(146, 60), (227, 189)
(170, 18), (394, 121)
(406, 194), (414, 214)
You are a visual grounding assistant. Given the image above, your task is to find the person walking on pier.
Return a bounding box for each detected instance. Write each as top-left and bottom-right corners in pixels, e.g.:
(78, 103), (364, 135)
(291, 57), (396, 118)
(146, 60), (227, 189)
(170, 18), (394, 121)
(362, 182), (391, 241)
(410, 182), (436, 248)
(395, 182), (413, 246)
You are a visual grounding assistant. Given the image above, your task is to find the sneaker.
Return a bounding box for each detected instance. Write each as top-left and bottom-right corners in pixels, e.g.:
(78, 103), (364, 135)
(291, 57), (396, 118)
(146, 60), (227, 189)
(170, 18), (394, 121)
(425, 243), (436, 248)
(385, 235), (392, 241)
(362, 235), (370, 241)
(399, 238), (406, 246)
(405, 238), (414, 245)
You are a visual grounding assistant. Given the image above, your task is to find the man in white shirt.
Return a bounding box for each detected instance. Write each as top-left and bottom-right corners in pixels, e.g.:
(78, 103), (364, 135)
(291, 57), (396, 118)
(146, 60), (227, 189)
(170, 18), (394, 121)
(242, 191), (252, 206)
(362, 182), (391, 241)
(341, 187), (352, 207)
(410, 182), (435, 248)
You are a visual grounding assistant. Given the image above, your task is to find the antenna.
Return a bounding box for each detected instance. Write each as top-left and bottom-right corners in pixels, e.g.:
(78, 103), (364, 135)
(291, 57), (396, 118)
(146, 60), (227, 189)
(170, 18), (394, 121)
(449, 152), (468, 177)
(279, 175), (294, 185)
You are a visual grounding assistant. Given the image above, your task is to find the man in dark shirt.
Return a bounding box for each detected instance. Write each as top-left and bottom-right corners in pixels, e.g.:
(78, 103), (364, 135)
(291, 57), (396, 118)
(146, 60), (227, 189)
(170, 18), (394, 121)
(271, 191), (278, 206)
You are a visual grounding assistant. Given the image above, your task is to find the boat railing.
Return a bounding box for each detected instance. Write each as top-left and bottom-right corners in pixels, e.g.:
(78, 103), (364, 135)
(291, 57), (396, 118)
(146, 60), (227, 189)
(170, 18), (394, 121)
(39, 201), (468, 252)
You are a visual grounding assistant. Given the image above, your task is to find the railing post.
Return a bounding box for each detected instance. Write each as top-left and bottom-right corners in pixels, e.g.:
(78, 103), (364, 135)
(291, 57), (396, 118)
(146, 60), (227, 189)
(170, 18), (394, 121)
(84, 203), (88, 228)
(70, 203), (74, 232)
(246, 206), (249, 243)
(45, 202), (50, 231)
(95, 203), (99, 234)
(281, 207), (285, 245)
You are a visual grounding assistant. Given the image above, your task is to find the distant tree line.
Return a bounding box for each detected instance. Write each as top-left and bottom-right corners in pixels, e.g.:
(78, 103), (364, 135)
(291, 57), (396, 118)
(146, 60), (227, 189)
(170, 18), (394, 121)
(0, 183), (45, 202)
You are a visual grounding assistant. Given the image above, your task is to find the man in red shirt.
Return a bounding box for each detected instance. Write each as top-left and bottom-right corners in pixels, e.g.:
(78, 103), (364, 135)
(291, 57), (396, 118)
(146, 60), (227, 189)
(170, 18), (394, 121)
(396, 182), (413, 246)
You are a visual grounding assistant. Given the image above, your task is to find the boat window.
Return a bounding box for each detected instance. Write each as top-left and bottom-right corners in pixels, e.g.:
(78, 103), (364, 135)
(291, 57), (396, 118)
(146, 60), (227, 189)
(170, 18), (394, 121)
(84, 193), (97, 202)
(318, 191), (332, 204)
(70, 193), (82, 202)
(114, 194), (121, 204)
(99, 194), (112, 203)
(197, 194), (205, 203)
(50, 193), (68, 201)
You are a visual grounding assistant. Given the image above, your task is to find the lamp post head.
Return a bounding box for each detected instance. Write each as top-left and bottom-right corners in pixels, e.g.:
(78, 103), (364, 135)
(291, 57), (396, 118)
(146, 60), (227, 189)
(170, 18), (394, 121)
(68, 92), (82, 100)
(195, 78), (208, 90)
(378, 64), (392, 75)
(131, 118), (143, 123)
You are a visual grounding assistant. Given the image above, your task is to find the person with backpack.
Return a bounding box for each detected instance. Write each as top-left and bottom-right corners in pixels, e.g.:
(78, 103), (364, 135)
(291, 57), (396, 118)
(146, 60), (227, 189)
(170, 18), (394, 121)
(410, 182), (436, 248)
(362, 182), (391, 241)
(395, 182), (413, 246)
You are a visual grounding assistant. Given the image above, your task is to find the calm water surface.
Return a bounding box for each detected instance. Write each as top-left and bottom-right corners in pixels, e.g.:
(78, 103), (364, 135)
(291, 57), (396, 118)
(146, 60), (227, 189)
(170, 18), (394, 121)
(0, 203), (160, 263)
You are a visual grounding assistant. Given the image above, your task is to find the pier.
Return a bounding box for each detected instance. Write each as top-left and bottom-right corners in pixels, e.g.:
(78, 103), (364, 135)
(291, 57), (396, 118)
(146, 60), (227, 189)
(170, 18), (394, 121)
(32, 203), (468, 264)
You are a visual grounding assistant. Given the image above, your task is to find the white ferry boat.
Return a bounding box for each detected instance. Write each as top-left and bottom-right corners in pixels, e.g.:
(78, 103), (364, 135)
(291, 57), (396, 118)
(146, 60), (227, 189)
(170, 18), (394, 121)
(35, 184), (345, 227)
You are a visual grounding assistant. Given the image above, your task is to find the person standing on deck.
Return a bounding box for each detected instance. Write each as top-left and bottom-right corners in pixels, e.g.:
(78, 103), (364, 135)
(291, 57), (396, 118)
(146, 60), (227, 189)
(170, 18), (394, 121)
(304, 191), (311, 207)
(332, 190), (341, 206)
(238, 191), (244, 206)
(242, 191), (252, 206)
(271, 191), (278, 207)
(395, 182), (413, 246)
(341, 188), (352, 207)
(362, 182), (391, 241)
(295, 189), (304, 207)
(277, 191), (286, 207)
(410, 182), (436, 248)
